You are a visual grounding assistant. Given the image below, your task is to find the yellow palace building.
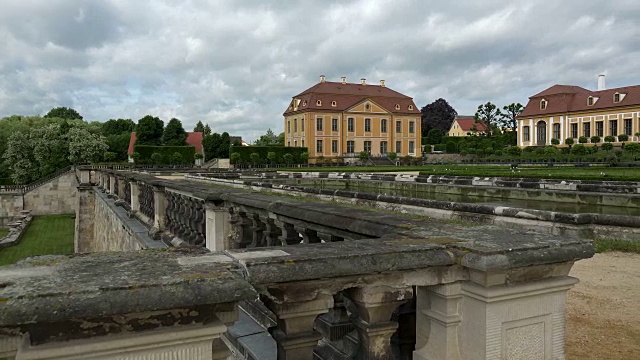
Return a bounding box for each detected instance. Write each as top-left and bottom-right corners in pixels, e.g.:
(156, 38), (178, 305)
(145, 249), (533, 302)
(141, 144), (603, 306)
(517, 75), (640, 147)
(283, 76), (421, 162)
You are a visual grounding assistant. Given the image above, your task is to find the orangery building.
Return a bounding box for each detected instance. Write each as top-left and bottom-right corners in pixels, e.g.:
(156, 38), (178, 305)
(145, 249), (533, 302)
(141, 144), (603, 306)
(283, 76), (421, 162)
(517, 75), (640, 147)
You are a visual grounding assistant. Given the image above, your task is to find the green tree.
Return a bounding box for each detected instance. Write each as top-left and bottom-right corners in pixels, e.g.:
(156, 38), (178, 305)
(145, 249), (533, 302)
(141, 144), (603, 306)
(43, 107), (83, 120)
(105, 133), (131, 162)
(624, 143), (640, 158)
(299, 151), (309, 164)
(551, 138), (560, 146)
(565, 138), (574, 148)
(267, 151), (277, 165)
(578, 136), (588, 144)
(136, 115), (164, 145)
(474, 102), (501, 136)
(68, 127), (109, 164)
(618, 134), (629, 147)
(204, 124), (212, 136)
(230, 152), (241, 164)
(193, 121), (205, 133)
(254, 128), (279, 146)
(203, 133), (222, 161)
(420, 98), (457, 136)
(103, 152), (116, 162)
(571, 144), (587, 156)
(102, 118), (135, 135)
(131, 152), (141, 163)
(601, 142), (614, 152)
(499, 103), (524, 136)
(249, 152), (260, 166)
(171, 152), (184, 165)
(590, 136), (601, 144)
(604, 135), (616, 143)
(425, 128), (444, 145)
(283, 153), (293, 166)
(151, 152), (164, 165)
(387, 152), (397, 161)
(359, 151), (370, 163)
(218, 132), (231, 157)
(162, 118), (187, 146)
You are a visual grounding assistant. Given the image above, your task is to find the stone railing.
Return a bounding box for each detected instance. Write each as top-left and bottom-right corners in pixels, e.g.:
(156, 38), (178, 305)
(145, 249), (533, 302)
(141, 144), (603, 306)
(0, 166), (74, 194)
(71, 167), (595, 359)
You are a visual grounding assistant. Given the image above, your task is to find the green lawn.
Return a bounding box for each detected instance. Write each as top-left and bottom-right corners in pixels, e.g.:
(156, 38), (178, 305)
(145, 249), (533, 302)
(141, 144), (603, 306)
(277, 164), (640, 181)
(0, 214), (75, 266)
(0, 228), (8, 238)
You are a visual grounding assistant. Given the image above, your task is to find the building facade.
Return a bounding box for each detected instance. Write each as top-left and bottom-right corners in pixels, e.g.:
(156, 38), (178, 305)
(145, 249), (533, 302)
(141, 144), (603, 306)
(447, 116), (486, 137)
(283, 76), (421, 161)
(517, 79), (640, 147)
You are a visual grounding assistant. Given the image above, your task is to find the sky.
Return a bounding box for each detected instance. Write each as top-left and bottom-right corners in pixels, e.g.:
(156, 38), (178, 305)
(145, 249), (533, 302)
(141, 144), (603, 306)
(1, 0), (639, 142)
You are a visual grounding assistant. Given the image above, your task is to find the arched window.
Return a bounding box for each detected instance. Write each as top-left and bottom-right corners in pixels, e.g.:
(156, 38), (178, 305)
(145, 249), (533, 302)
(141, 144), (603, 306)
(587, 96), (594, 106)
(331, 101), (337, 107)
(536, 121), (547, 145)
(316, 100), (322, 106)
(395, 104), (400, 110)
(540, 99), (547, 110)
(408, 105), (413, 110)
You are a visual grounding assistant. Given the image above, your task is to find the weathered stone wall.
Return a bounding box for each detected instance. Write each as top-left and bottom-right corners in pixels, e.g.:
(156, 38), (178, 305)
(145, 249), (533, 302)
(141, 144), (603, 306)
(0, 194), (23, 225)
(24, 172), (78, 215)
(80, 188), (164, 252)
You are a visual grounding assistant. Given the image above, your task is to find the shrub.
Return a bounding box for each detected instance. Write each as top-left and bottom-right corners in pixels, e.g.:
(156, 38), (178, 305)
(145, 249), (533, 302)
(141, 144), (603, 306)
(590, 136), (601, 144)
(601, 142), (613, 152)
(505, 146), (522, 156)
(484, 146), (494, 155)
(604, 135), (616, 143)
(494, 149), (502, 156)
(445, 141), (457, 153)
(565, 138), (575, 147)
(618, 134), (629, 142)
(523, 146), (537, 153)
(171, 152), (184, 164)
(133, 145), (196, 164)
(194, 152), (204, 160)
(283, 153), (293, 165)
(433, 144), (447, 152)
(571, 144), (587, 156)
(249, 152), (260, 166)
(230, 146), (308, 165)
(387, 152), (397, 161)
(551, 138), (560, 145)
(230, 152), (241, 164)
(150, 152), (164, 164)
(103, 152), (117, 162)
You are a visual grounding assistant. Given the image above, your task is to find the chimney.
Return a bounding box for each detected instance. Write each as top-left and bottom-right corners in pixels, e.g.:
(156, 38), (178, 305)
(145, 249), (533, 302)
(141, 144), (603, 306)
(341, 76), (346, 84)
(380, 79), (386, 87)
(598, 74), (605, 90)
(319, 75), (326, 83)
(361, 78), (366, 85)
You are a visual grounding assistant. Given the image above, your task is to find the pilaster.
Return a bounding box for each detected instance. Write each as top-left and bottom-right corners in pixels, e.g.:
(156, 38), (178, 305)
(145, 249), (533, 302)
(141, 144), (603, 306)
(152, 186), (166, 231)
(413, 283), (462, 360)
(205, 205), (230, 251)
(130, 181), (140, 213)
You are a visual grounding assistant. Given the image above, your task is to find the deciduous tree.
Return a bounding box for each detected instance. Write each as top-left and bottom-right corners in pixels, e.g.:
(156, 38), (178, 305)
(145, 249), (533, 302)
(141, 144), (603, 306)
(43, 107), (83, 120)
(474, 102), (501, 136)
(136, 115), (164, 145)
(193, 121), (205, 133)
(162, 118), (187, 146)
(420, 98), (457, 136)
(68, 128), (109, 164)
(499, 103), (523, 134)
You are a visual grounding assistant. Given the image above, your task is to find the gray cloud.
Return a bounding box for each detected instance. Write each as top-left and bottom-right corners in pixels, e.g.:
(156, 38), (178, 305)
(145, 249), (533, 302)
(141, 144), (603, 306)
(1, 0), (639, 141)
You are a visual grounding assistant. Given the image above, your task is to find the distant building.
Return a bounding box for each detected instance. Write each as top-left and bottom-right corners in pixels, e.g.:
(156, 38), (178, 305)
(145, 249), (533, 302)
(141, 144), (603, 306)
(447, 116), (487, 137)
(283, 76), (421, 162)
(517, 75), (640, 147)
(127, 132), (204, 162)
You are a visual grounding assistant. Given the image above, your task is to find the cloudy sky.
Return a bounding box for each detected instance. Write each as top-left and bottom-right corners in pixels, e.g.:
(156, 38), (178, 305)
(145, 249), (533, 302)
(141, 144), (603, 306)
(1, 0), (639, 141)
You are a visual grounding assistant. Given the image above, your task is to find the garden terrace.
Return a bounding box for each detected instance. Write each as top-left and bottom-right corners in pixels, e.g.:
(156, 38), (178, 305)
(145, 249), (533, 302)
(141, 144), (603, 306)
(0, 166), (595, 359)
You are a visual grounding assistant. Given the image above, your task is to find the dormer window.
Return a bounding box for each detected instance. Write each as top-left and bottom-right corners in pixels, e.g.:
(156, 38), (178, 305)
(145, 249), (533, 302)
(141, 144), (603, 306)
(302, 101), (307, 106)
(408, 105), (413, 110)
(540, 99), (547, 110)
(587, 96), (594, 106)
(395, 104), (400, 110)
(331, 101), (337, 107)
(316, 100), (322, 106)
(365, 104), (370, 110)
(614, 93), (620, 103)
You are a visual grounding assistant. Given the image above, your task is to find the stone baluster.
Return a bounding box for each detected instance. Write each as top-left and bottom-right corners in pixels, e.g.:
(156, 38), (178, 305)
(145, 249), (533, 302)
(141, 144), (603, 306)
(296, 226), (320, 244)
(278, 221), (301, 245)
(124, 181), (132, 206)
(249, 212), (266, 248)
(262, 293), (334, 360)
(264, 218), (283, 247)
(205, 203), (230, 251)
(314, 292), (358, 358)
(191, 198), (206, 246)
(344, 286), (413, 360)
(165, 191), (178, 236)
(228, 208), (252, 248)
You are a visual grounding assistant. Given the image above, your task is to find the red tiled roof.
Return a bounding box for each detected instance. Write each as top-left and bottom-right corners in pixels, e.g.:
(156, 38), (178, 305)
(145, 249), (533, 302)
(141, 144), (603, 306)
(520, 84), (640, 117)
(284, 81), (420, 116)
(127, 131), (204, 155)
(454, 117), (487, 132)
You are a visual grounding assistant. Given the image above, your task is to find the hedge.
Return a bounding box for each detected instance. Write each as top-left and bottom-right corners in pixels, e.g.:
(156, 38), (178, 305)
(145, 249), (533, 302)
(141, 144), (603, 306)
(230, 146), (308, 164)
(133, 145), (196, 164)
(0, 177), (14, 185)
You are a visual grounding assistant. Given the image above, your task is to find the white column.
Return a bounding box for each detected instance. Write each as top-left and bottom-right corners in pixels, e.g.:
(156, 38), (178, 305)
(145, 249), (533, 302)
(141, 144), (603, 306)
(206, 205), (230, 252)
(559, 116), (564, 144)
(414, 283), (463, 360)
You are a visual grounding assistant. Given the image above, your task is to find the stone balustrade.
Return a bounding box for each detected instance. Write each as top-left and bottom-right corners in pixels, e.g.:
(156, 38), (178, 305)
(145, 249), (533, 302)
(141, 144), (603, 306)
(64, 167), (596, 359)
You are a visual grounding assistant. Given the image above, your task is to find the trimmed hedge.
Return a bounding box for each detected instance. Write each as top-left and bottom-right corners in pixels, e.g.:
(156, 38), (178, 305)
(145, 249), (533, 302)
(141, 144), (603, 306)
(230, 146), (308, 164)
(133, 145), (196, 164)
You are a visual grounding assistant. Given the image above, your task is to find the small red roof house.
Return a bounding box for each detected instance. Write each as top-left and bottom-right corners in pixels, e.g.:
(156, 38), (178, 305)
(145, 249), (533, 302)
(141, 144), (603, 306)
(447, 116), (487, 137)
(127, 132), (204, 162)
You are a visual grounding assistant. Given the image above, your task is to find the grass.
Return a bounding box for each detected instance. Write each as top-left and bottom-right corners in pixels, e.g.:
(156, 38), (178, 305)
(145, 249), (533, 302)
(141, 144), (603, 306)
(278, 164), (640, 181)
(0, 228), (8, 238)
(594, 238), (640, 254)
(0, 214), (75, 266)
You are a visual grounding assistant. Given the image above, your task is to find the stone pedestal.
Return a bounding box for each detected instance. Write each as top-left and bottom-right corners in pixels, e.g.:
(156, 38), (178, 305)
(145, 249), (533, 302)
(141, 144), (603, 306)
(206, 205), (230, 251)
(263, 294), (333, 360)
(78, 169), (91, 185)
(152, 186), (166, 231)
(109, 175), (116, 194)
(345, 286), (413, 360)
(413, 283), (462, 360)
(15, 320), (229, 360)
(130, 181), (140, 213)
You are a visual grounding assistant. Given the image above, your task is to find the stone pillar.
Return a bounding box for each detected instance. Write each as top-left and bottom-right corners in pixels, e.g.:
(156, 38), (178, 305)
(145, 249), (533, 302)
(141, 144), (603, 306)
(130, 181), (140, 213)
(152, 186), (166, 231)
(78, 169), (91, 185)
(457, 276), (578, 360)
(15, 319), (229, 360)
(74, 185), (95, 253)
(118, 178), (126, 200)
(206, 205), (230, 251)
(262, 294), (334, 360)
(109, 175), (116, 194)
(413, 283), (463, 360)
(344, 286), (413, 360)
